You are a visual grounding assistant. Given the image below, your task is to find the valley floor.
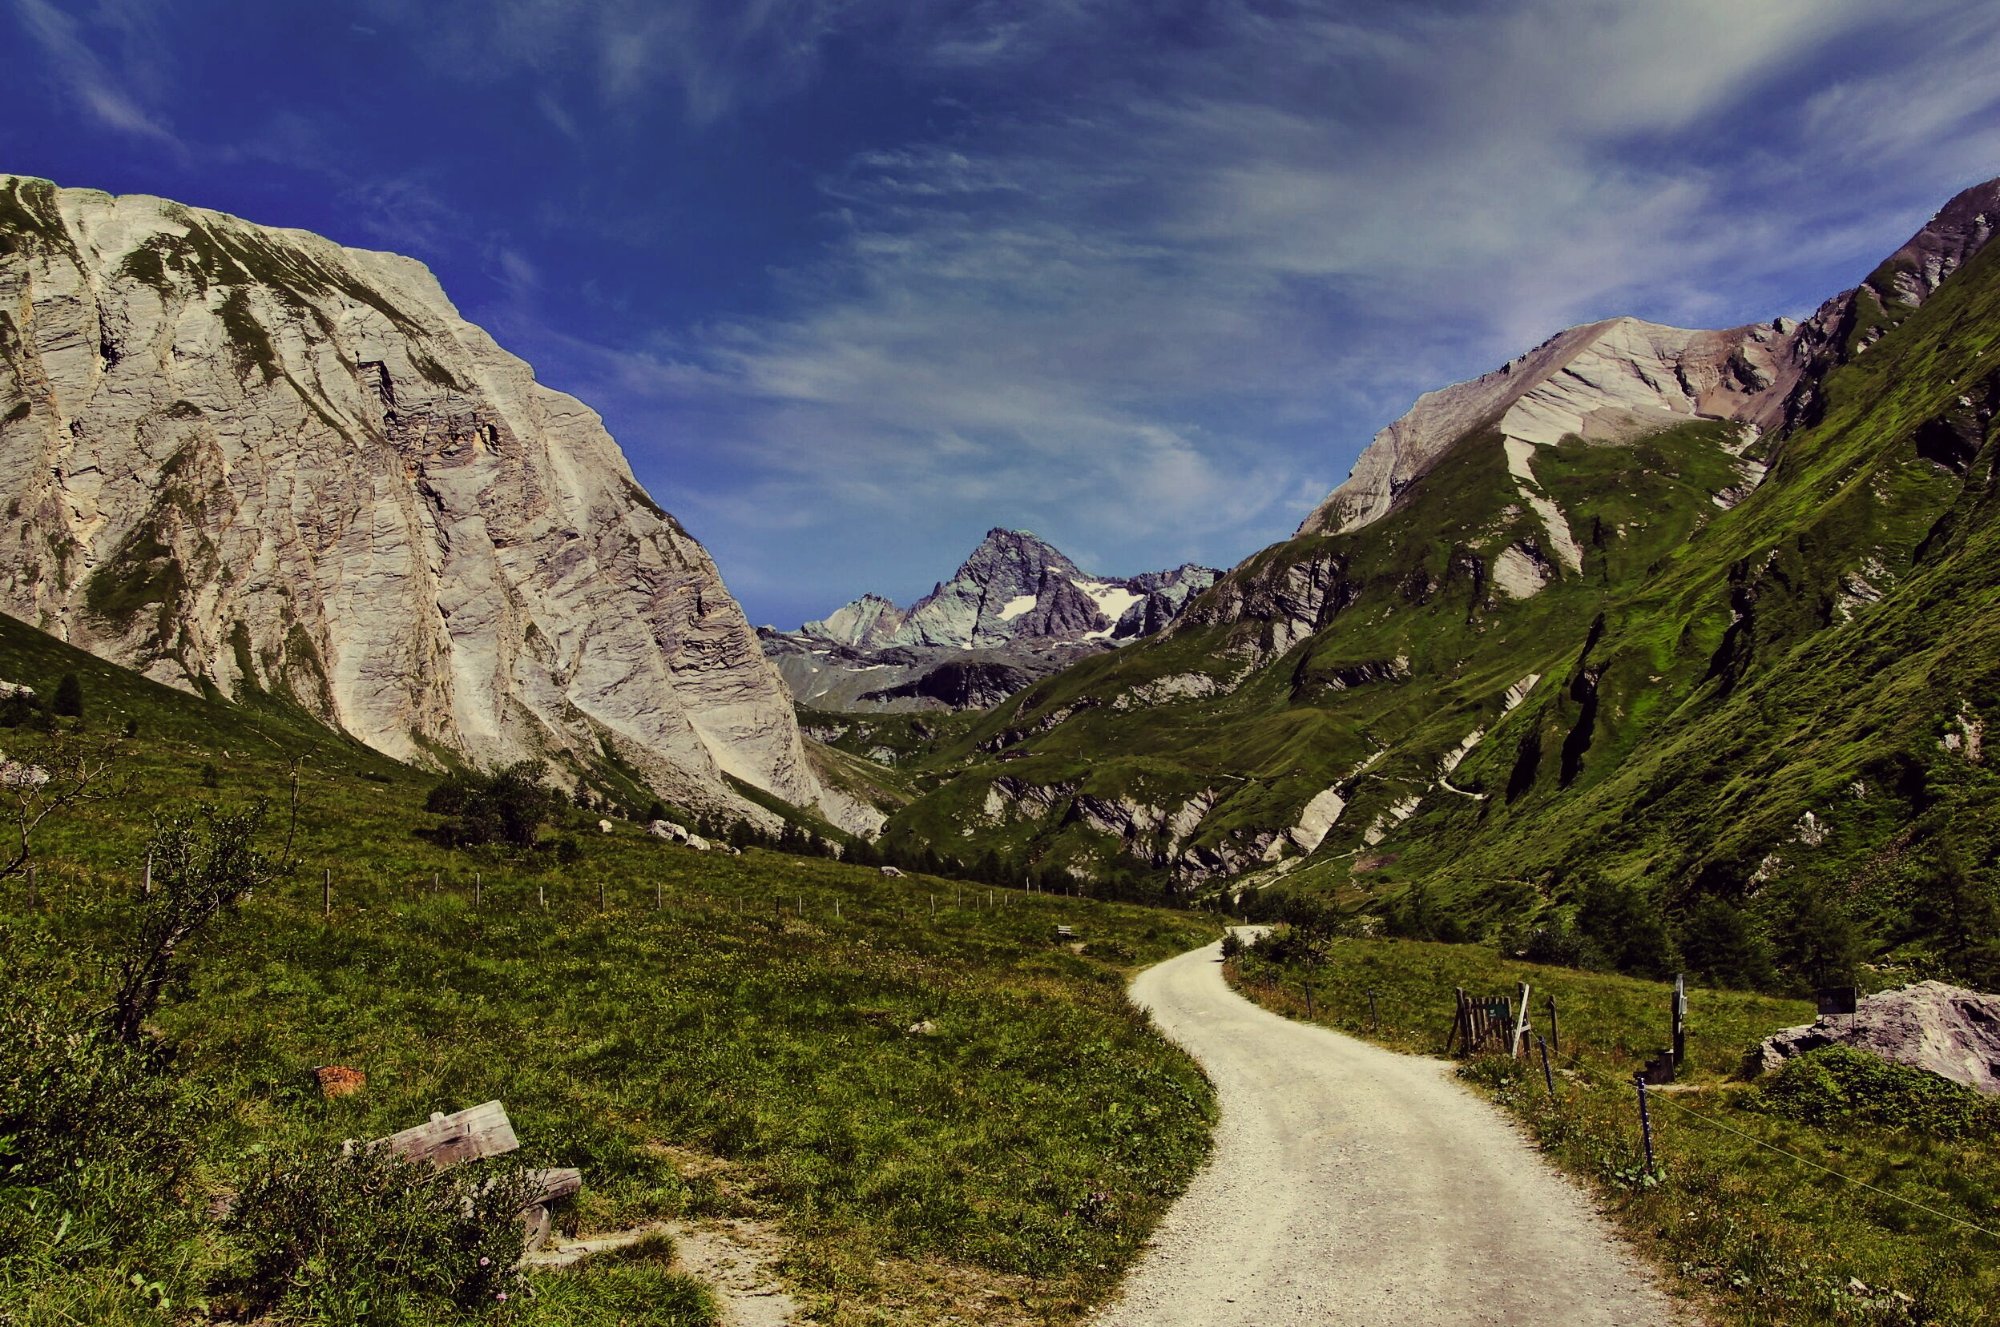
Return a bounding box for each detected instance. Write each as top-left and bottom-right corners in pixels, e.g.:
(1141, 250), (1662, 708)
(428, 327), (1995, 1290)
(1096, 937), (1687, 1326)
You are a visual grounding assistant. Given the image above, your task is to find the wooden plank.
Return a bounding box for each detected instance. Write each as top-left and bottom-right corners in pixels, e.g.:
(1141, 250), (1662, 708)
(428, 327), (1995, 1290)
(375, 1100), (519, 1170)
(526, 1167), (583, 1205)
(1511, 982), (1533, 1059)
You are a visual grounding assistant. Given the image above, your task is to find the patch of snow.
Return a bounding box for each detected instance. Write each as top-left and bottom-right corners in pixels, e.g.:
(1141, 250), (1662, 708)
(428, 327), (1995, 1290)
(1074, 579), (1143, 621)
(996, 594), (1038, 622)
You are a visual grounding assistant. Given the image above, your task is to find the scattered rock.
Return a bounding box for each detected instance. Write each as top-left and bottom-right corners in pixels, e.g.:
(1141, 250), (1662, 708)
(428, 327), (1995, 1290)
(906, 1020), (938, 1037)
(880, 865), (905, 877)
(1751, 981), (2000, 1093)
(597, 819), (614, 834)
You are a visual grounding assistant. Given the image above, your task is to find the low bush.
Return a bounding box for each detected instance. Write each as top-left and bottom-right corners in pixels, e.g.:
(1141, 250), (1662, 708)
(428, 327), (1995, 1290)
(224, 1143), (531, 1325)
(1752, 1044), (2000, 1139)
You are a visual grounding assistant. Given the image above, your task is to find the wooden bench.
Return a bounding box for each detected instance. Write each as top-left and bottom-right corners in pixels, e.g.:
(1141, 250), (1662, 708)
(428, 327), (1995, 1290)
(353, 1101), (580, 1254)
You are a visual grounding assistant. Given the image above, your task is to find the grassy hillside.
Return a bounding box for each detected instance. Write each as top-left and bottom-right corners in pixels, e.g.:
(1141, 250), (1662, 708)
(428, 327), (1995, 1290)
(1229, 932), (2000, 1325)
(0, 613), (1218, 1326)
(875, 210), (2000, 994)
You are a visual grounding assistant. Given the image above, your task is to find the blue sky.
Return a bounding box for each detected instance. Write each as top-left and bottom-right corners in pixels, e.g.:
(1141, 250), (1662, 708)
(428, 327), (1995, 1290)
(5, 1), (2000, 628)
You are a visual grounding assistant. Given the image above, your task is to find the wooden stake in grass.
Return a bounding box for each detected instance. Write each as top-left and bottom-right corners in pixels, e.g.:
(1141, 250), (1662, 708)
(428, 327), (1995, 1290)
(474, 872), (482, 909)
(538, 882), (546, 910)
(322, 866), (331, 919)
(1545, 994), (1560, 1060)
(655, 879), (663, 911)
(1634, 1074), (1657, 1176)
(142, 847), (153, 900)
(598, 879), (606, 911)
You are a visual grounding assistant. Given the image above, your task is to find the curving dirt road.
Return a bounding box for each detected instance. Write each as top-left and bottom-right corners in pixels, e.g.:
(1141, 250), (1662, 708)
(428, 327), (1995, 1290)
(1094, 937), (1691, 1326)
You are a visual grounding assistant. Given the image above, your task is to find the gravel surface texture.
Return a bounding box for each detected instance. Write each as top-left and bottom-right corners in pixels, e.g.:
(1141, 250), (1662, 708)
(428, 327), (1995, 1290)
(1093, 936), (1694, 1326)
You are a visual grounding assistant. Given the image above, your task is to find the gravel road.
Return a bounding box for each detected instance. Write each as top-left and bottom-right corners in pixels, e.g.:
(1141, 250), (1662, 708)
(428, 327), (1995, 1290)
(1093, 937), (1692, 1326)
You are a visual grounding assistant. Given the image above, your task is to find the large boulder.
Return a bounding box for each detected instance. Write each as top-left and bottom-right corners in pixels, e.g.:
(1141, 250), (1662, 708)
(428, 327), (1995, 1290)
(1752, 981), (2000, 1094)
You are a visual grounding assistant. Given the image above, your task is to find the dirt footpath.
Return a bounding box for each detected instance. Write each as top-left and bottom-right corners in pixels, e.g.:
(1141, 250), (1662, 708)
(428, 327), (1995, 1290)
(1093, 937), (1693, 1326)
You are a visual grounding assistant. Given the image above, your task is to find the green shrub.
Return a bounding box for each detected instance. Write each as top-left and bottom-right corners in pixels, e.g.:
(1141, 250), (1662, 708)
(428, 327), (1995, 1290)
(1753, 1045), (2000, 1139)
(51, 672), (82, 719)
(425, 761), (560, 850)
(225, 1143), (530, 1325)
(0, 977), (211, 1279)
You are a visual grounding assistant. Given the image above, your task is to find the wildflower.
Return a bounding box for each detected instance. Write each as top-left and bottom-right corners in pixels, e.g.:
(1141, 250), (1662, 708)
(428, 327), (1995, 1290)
(479, 1256), (490, 1267)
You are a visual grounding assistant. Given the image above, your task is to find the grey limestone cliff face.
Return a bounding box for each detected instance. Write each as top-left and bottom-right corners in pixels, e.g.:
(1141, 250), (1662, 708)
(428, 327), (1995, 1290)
(0, 175), (877, 834)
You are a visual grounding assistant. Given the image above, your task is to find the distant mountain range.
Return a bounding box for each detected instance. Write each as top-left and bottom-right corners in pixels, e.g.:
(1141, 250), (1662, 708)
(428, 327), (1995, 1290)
(760, 528), (1216, 710)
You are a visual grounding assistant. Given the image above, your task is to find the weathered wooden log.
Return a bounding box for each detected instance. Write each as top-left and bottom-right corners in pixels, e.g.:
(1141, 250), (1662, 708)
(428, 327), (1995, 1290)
(368, 1100), (519, 1169)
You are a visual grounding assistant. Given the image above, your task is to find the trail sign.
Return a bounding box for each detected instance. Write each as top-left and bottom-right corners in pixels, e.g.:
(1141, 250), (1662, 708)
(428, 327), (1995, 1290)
(1815, 985), (1859, 1017)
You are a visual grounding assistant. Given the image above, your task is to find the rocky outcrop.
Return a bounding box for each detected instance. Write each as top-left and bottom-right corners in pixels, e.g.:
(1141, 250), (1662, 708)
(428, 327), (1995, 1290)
(1752, 982), (2000, 1095)
(0, 175), (870, 833)
(772, 528), (1218, 711)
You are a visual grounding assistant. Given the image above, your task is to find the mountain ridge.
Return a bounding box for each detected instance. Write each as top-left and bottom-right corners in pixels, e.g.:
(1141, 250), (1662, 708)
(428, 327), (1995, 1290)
(766, 527), (1217, 712)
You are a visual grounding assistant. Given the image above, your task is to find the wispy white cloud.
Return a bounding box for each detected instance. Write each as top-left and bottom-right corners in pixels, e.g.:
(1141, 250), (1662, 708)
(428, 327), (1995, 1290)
(11, 0), (183, 151)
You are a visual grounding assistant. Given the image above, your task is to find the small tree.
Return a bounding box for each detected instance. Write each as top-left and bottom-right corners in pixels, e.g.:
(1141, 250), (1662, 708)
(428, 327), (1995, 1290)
(51, 672), (82, 719)
(0, 726), (122, 879)
(109, 802), (275, 1044)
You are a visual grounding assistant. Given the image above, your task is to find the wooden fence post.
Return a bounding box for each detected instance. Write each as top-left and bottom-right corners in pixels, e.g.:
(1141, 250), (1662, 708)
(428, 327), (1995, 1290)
(1511, 982), (1533, 1059)
(1545, 995), (1560, 1060)
(1538, 1035), (1556, 1100)
(1634, 1075), (1656, 1176)
(1367, 988), (1380, 1032)
(598, 880), (606, 911)
(1672, 973), (1687, 1067)
(322, 867), (331, 919)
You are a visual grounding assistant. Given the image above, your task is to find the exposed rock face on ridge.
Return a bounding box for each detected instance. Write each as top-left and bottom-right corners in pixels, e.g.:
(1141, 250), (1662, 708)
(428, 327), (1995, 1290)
(1297, 315), (1798, 550)
(1300, 177), (2000, 548)
(0, 175), (875, 834)
(767, 529), (1218, 711)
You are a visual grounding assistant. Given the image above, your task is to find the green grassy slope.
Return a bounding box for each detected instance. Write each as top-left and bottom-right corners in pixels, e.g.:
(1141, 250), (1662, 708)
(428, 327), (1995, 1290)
(0, 613), (1217, 1326)
(879, 212), (2000, 991)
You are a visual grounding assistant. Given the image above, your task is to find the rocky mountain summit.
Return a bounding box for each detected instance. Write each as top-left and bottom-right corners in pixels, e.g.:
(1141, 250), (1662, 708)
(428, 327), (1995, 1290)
(764, 529), (1216, 711)
(0, 175), (876, 835)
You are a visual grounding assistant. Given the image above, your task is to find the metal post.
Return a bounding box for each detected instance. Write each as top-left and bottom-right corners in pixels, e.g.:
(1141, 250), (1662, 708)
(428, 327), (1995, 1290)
(1634, 1075), (1656, 1175)
(1545, 995), (1560, 1060)
(1539, 1035), (1556, 1100)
